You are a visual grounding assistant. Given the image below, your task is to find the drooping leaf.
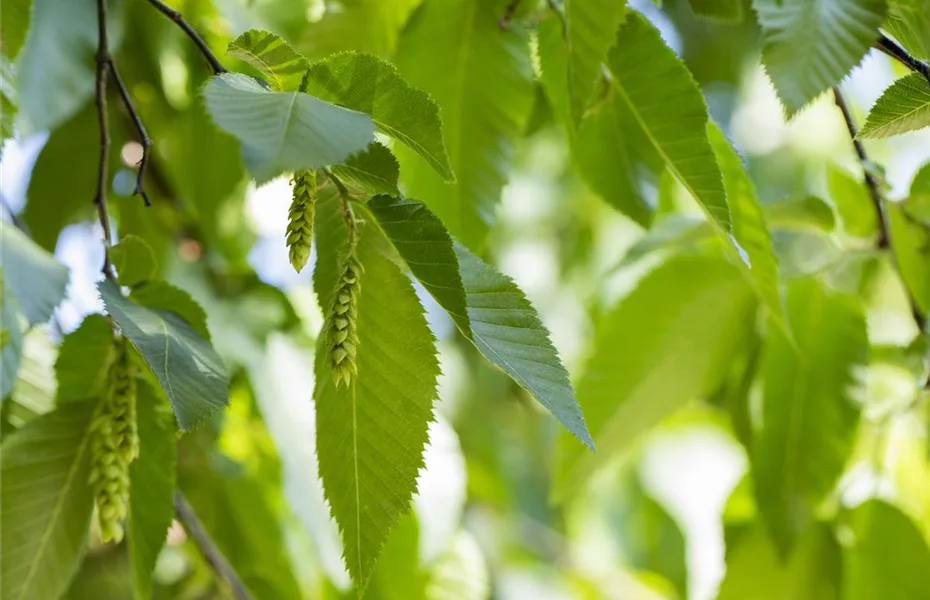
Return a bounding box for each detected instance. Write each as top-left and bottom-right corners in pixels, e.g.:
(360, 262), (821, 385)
(330, 142), (401, 196)
(752, 278), (867, 554)
(111, 234), (157, 288)
(606, 12), (731, 231)
(7, 330), (57, 425)
(202, 72), (375, 183)
(15, 0), (124, 134)
(98, 279), (228, 429)
(367, 195), (594, 448)
(844, 500), (930, 600)
(553, 254), (755, 502)
(827, 164), (879, 237)
(227, 29), (309, 92)
(130, 280), (212, 341)
(0, 220), (68, 326)
(717, 522), (842, 599)
(564, 0), (628, 124)
(1, 0), (32, 60)
(689, 0), (743, 21)
(128, 384), (176, 600)
(753, 0), (888, 116)
(858, 73), (930, 139)
(1, 399), (98, 600)
(55, 314), (114, 405)
(303, 51), (454, 181)
(1, 276), (23, 399)
(313, 192), (440, 588)
(887, 202), (930, 315)
(394, 0), (535, 249)
(708, 123), (783, 321)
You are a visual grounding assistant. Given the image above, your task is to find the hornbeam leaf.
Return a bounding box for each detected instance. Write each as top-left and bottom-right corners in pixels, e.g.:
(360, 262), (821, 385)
(885, 0), (930, 60)
(111, 234), (157, 288)
(1, 399), (98, 600)
(367, 195), (594, 449)
(98, 279), (228, 429)
(859, 73), (930, 139)
(313, 191), (439, 588)
(553, 254), (755, 502)
(0, 220), (68, 326)
(227, 29), (309, 92)
(887, 201), (930, 315)
(564, 0), (628, 124)
(54, 314), (114, 405)
(303, 52), (453, 182)
(130, 280), (212, 342)
(330, 142), (401, 196)
(754, 0), (888, 116)
(202, 73), (375, 183)
(1, 275), (23, 399)
(607, 12), (731, 231)
(689, 0), (743, 21)
(394, 0), (534, 249)
(753, 278), (867, 554)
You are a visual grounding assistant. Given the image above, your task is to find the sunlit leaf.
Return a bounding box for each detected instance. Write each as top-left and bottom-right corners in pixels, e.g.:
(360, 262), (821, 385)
(227, 29), (309, 91)
(330, 142), (400, 196)
(564, 0), (627, 124)
(887, 202), (930, 315)
(1, 0), (32, 60)
(859, 73), (930, 139)
(1, 276), (23, 399)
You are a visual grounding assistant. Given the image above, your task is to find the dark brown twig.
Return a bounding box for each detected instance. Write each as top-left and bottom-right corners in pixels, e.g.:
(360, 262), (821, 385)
(143, 0), (227, 74)
(832, 87), (889, 248)
(876, 33), (930, 87)
(94, 0), (116, 280)
(173, 492), (254, 600)
(108, 62), (152, 206)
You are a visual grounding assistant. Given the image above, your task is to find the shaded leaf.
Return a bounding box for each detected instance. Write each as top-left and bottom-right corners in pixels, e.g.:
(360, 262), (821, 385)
(98, 279), (228, 429)
(303, 51), (453, 181)
(130, 280), (212, 341)
(1, 276), (23, 399)
(0, 220), (68, 326)
(859, 73), (930, 139)
(1, 400), (98, 600)
(689, 0), (743, 21)
(330, 142), (401, 196)
(885, 0), (930, 60)
(111, 234), (157, 288)
(227, 29), (309, 92)
(564, 0), (628, 124)
(827, 164), (879, 237)
(1, 0), (32, 60)
(55, 314), (114, 405)
(297, 0), (423, 60)
(202, 72), (375, 183)
(887, 202), (930, 314)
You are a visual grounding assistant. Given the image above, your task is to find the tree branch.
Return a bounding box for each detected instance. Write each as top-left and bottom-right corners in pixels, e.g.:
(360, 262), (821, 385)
(876, 33), (930, 87)
(173, 492), (253, 600)
(143, 0), (227, 74)
(94, 0), (116, 280)
(108, 61), (153, 206)
(832, 87), (889, 248)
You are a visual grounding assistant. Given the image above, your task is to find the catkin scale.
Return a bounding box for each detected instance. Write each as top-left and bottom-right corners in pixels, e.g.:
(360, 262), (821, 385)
(329, 254), (362, 388)
(286, 170), (317, 273)
(89, 338), (138, 544)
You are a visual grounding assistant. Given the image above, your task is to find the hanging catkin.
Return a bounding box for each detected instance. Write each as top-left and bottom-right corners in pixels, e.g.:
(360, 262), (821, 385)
(89, 337), (139, 543)
(329, 250), (362, 388)
(286, 170), (317, 273)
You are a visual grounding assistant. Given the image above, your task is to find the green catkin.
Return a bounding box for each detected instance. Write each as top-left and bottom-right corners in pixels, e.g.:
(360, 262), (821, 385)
(286, 170), (317, 273)
(329, 252), (362, 388)
(89, 338), (139, 543)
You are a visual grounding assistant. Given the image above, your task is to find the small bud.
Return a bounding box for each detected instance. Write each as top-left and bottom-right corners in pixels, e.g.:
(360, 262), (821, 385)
(286, 170), (317, 273)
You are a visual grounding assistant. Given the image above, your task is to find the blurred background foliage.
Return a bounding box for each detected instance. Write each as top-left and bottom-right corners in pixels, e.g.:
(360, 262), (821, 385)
(2, 0), (930, 598)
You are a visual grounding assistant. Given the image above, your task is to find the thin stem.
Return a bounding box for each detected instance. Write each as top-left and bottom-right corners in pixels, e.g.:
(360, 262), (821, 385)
(109, 61), (153, 206)
(876, 33), (930, 87)
(143, 0), (227, 74)
(323, 168), (358, 247)
(173, 492), (253, 600)
(94, 0), (116, 280)
(832, 87), (889, 248)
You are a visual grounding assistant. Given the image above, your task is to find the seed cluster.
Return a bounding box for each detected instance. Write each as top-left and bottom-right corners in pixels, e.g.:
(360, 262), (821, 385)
(89, 338), (139, 543)
(329, 253), (362, 388)
(286, 170), (317, 273)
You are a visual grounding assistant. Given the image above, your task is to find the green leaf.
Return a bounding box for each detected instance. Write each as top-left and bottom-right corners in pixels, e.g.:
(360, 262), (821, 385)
(752, 278), (867, 554)
(297, 0), (423, 61)
(858, 73), (930, 139)
(313, 193), (440, 588)
(844, 500), (930, 600)
(1, 276), (23, 399)
(330, 142), (401, 196)
(303, 52), (453, 182)
(0, 220), (68, 326)
(15, 0), (124, 134)
(564, 0), (628, 124)
(827, 164), (879, 236)
(887, 202), (930, 314)
(226, 29), (309, 92)
(607, 12), (731, 231)
(425, 531), (489, 600)
(367, 195), (593, 448)
(1, 399), (98, 600)
(708, 124), (783, 321)
(202, 72), (375, 183)
(885, 0), (930, 60)
(616, 215), (713, 268)
(754, 0), (888, 116)
(394, 0), (535, 249)
(689, 0), (743, 21)
(717, 522), (842, 599)
(111, 234), (157, 288)
(128, 384), (176, 600)
(1, 0), (32, 60)
(553, 254), (755, 502)
(98, 279), (228, 429)
(765, 195), (838, 231)
(55, 314), (114, 405)
(130, 280), (212, 341)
